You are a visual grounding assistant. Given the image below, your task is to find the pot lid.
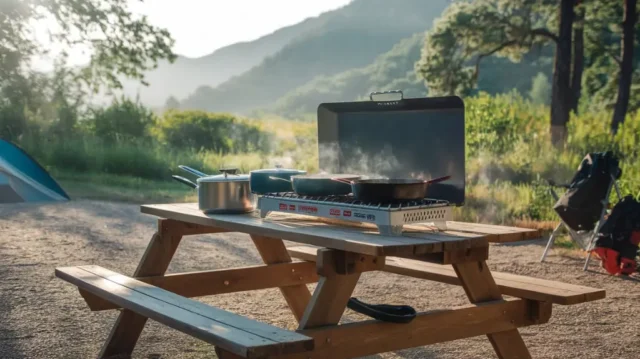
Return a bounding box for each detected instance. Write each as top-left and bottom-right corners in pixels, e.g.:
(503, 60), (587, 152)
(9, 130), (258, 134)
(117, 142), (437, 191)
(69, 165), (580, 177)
(251, 165), (306, 174)
(292, 173), (360, 180)
(197, 173), (250, 183)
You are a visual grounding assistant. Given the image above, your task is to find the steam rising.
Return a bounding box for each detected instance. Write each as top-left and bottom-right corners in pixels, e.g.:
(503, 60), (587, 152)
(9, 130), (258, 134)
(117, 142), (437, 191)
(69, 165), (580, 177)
(318, 143), (436, 180)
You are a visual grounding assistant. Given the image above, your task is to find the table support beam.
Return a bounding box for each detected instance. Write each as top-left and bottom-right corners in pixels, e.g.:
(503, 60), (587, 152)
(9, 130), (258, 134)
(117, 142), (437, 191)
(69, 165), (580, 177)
(453, 260), (532, 359)
(298, 249), (361, 329)
(98, 219), (184, 358)
(79, 262), (319, 311)
(250, 235), (312, 323)
(281, 298), (550, 359)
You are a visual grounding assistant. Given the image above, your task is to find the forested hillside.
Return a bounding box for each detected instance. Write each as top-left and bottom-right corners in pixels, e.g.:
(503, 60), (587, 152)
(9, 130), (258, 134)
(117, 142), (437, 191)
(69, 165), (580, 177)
(114, 2), (344, 106)
(179, 0), (450, 113)
(271, 34), (553, 118)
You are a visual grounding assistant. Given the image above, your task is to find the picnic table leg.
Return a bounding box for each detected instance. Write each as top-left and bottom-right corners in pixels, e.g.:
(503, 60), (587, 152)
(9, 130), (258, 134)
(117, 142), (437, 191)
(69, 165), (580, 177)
(453, 260), (532, 359)
(98, 219), (184, 358)
(298, 249), (361, 329)
(250, 235), (312, 322)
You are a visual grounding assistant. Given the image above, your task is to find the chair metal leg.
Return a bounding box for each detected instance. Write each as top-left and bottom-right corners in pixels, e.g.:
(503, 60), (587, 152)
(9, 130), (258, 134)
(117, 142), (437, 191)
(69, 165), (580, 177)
(541, 223), (563, 262)
(583, 180), (616, 271)
(583, 232), (599, 271)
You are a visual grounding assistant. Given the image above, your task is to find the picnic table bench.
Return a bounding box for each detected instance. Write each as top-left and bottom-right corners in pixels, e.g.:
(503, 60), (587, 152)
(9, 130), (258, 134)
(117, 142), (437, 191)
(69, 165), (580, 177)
(56, 202), (605, 359)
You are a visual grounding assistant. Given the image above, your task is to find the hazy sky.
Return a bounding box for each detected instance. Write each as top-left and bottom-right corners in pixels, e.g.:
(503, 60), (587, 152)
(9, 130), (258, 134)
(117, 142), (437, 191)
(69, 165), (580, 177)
(131, 0), (352, 58)
(33, 0), (351, 69)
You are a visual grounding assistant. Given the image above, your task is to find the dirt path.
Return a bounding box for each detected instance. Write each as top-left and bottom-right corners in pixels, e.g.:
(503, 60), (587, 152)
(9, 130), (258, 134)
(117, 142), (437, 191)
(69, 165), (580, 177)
(1, 200), (639, 359)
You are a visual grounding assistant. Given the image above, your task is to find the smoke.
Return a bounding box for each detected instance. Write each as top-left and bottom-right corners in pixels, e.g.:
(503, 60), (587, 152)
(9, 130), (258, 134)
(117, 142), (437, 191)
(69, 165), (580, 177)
(318, 142), (407, 178)
(316, 142), (453, 182)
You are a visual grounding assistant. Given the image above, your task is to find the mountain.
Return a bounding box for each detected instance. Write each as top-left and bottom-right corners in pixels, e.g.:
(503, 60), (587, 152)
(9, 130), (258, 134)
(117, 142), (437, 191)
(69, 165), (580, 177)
(117, 10), (338, 107)
(271, 33), (426, 118)
(265, 34), (552, 118)
(179, 0), (451, 113)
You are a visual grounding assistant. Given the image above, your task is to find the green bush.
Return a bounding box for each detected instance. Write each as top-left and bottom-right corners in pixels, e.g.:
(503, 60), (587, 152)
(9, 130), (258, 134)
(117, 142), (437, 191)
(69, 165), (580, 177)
(87, 97), (156, 143)
(48, 140), (92, 172)
(528, 72), (551, 105)
(0, 105), (27, 141)
(153, 110), (272, 154)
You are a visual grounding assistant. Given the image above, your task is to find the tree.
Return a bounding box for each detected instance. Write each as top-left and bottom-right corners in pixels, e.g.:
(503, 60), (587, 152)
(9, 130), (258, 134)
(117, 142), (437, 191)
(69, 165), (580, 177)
(571, 3), (585, 113)
(0, 0), (176, 93)
(416, 0), (582, 147)
(550, 0), (574, 145)
(164, 96), (180, 110)
(611, 0), (638, 133)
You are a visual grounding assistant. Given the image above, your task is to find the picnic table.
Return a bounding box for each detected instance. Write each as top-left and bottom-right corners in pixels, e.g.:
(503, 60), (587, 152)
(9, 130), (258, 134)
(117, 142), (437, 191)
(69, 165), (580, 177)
(56, 202), (605, 359)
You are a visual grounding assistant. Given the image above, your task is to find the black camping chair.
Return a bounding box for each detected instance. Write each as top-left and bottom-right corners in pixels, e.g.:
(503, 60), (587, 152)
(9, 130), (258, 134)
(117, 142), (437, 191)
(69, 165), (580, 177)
(540, 151), (623, 270)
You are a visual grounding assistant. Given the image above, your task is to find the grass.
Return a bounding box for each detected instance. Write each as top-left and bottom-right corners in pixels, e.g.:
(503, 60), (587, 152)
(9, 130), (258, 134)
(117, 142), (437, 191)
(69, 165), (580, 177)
(52, 170), (196, 203)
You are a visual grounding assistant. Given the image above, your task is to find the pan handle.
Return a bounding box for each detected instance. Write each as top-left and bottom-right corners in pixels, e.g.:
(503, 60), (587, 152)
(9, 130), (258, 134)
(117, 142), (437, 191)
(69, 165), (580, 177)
(172, 175), (198, 189)
(425, 175), (451, 185)
(179, 165), (208, 178)
(331, 177), (353, 184)
(268, 176), (292, 183)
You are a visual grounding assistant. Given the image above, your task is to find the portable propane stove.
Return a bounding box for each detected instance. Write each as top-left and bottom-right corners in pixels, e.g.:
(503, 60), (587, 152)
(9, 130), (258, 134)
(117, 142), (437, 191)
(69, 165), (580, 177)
(258, 192), (453, 235)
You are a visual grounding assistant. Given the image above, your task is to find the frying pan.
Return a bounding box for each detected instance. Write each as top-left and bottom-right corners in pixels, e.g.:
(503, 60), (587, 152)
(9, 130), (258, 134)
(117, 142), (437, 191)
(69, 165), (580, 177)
(269, 174), (360, 196)
(333, 175), (451, 202)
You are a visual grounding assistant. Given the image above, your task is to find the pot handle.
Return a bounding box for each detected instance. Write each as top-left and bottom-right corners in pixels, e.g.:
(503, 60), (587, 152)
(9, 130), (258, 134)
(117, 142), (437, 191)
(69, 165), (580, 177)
(331, 177), (353, 184)
(219, 168), (239, 175)
(172, 175), (198, 189)
(268, 176), (291, 183)
(179, 165), (208, 178)
(425, 175), (451, 185)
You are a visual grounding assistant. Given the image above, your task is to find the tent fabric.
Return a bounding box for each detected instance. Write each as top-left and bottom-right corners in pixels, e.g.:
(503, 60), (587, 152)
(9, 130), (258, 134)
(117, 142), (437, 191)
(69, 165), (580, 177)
(0, 174), (24, 203)
(0, 139), (69, 204)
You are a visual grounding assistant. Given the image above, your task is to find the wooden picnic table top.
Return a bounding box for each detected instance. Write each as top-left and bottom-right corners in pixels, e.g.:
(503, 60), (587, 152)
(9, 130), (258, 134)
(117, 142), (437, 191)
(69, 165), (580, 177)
(141, 203), (541, 257)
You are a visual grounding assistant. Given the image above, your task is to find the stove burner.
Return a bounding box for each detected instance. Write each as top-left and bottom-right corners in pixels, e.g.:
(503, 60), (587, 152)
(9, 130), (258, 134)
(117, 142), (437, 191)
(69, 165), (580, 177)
(257, 192), (453, 235)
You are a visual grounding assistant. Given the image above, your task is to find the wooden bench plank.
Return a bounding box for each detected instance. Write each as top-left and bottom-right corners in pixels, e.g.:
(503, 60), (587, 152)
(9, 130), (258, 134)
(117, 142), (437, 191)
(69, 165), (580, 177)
(288, 246), (605, 305)
(140, 203), (488, 257)
(56, 266), (313, 358)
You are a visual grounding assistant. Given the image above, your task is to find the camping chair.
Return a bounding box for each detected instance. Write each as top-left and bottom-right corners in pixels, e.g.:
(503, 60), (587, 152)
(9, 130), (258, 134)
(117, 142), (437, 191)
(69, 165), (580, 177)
(540, 152), (622, 271)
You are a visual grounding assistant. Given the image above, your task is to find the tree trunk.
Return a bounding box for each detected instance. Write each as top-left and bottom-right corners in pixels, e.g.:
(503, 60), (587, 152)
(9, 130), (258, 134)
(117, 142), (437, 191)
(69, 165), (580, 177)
(611, 0), (637, 134)
(550, 0), (574, 147)
(571, 6), (584, 114)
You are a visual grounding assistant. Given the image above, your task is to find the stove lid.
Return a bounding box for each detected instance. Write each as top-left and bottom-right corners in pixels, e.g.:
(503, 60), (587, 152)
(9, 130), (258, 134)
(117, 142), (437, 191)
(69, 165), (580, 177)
(317, 92), (465, 205)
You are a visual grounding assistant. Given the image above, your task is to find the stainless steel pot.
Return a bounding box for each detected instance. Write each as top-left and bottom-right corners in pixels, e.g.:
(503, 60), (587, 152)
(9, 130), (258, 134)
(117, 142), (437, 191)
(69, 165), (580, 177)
(172, 167), (256, 214)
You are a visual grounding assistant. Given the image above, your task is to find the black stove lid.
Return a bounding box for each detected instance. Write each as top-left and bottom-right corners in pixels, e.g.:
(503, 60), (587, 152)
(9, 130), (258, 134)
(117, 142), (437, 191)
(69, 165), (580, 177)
(317, 95), (465, 205)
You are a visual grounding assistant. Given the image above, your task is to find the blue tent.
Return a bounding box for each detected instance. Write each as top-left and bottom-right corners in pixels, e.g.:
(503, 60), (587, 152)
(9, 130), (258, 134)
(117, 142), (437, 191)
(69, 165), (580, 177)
(0, 139), (69, 203)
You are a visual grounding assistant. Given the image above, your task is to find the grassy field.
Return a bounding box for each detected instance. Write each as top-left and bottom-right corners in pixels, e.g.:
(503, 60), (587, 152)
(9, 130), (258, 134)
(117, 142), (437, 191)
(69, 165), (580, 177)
(53, 170), (196, 204)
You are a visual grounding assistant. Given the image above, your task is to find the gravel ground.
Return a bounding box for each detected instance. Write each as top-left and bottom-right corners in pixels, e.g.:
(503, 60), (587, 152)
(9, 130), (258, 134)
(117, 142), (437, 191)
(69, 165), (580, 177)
(1, 200), (639, 359)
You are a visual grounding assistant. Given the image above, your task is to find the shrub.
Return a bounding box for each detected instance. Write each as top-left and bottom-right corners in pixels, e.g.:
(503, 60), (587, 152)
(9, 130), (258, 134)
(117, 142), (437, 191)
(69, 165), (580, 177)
(0, 105), (27, 141)
(528, 72), (551, 105)
(87, 97), (156, 143)
(153, 110), (273, 154)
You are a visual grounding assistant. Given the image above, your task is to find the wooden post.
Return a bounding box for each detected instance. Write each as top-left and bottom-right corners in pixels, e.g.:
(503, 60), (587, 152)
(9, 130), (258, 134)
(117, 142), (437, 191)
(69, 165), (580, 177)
(250, 235), (312, 322)
(298, 249), (361, 329)
(453, 260), (532, 359)
(98, 219), (184, 358)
